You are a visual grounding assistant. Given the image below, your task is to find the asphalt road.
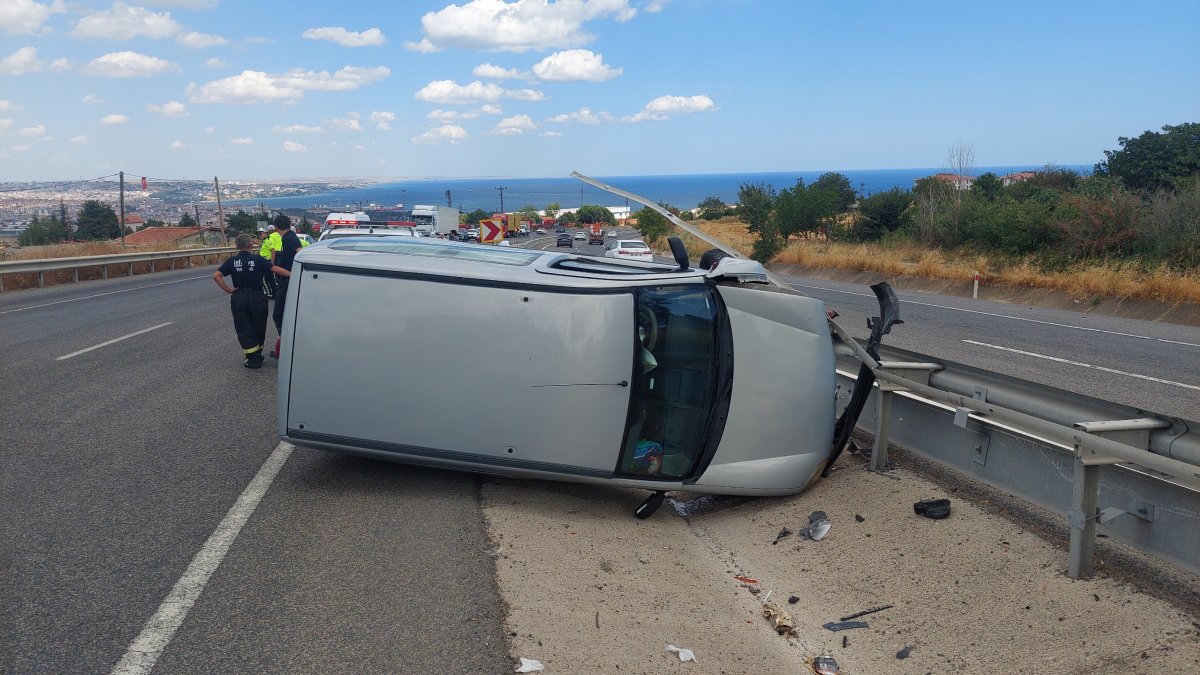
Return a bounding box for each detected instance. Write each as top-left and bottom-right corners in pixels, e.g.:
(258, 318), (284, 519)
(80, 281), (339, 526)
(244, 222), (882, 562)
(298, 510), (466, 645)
(0, 266), (508, 674)
(2, 240), (1196, 672)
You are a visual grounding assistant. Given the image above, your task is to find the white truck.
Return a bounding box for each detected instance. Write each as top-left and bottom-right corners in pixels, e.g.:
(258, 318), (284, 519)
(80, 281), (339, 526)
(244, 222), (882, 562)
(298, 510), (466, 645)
(410, 205), (460, 238)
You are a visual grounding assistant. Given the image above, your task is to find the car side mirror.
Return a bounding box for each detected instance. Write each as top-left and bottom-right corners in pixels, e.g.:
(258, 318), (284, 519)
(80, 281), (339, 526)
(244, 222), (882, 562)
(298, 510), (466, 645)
(668, 236), (689, 271)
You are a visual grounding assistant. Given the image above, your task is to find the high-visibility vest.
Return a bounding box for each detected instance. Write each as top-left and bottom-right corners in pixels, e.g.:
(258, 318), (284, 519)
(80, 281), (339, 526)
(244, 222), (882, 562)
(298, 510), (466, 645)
(259, 231), (282, 260)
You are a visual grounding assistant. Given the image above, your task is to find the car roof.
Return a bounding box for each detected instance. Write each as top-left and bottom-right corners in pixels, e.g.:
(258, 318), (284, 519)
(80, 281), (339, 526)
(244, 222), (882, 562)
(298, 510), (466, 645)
(296, 236), (707, 288)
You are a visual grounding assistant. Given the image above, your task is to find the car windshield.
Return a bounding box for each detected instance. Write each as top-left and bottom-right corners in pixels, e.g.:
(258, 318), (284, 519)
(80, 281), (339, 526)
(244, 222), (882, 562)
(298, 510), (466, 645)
(618, 285), (721, 479)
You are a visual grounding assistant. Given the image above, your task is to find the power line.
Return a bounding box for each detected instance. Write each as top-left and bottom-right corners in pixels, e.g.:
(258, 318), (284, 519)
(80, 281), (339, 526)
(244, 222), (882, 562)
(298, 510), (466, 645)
(0, 173), (121, 193)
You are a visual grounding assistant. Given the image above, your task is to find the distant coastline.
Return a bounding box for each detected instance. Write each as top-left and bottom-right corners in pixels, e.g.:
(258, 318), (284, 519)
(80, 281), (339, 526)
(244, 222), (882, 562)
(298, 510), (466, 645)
(230, 166), (1091, 212)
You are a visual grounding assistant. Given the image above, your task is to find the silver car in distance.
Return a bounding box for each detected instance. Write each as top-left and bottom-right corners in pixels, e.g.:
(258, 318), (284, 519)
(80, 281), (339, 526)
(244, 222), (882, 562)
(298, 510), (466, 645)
(277, 235), (894, 518)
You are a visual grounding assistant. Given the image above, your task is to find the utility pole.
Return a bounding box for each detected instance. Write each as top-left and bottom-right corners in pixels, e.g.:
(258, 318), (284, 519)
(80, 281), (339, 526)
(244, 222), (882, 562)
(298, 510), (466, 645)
(445, 189), (452, 208)
(118, 171), (126, 246)
(193, 204), (201, 228)
(213, 176), (227, 242)
(60, 199), (70, 241)
(495, 186), (507, 214)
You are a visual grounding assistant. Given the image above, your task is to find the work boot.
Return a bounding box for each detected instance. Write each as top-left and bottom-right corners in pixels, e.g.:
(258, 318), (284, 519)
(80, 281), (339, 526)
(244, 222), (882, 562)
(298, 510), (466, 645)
(245, 353), (264, 369)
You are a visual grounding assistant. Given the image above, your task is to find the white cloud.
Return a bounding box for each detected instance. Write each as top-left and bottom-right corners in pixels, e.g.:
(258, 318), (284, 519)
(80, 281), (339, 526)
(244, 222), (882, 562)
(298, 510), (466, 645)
(69, 134), (88, 144)
(282, 140), (307, 152)
(427, 109), (478, 121)
(230, 136), (252, 144)
(100, 113), (128, 124)
(82, 93), (105, 104)
(272, 123), (323, 133)
(368, 110), (395, 130)
(546, 107), (614, 125)
(141, 1), (219, 8)
(415, 0), (636, 52)
(302, 26), (386, 47)
(146, 100), (188, 117)
(50, 57), (70, 72)
(415, 79), (544, 105)
(0, 0), (65, 35)
(532, 49), (621, 82)
(83, 51), (179, 77)
(488, 113), (536, 136)
(9, 143), (31, 152)
(539, 130), (562, 137)
(169, 139), (186, 149)
(0, 99), (14, 111)
(176, 31), (228, 48)
(472, 63), (522, 80)
(325, 112), (361, 131)
(17, 123), (46, 137)
(412, 123), (467, 144)
(479, 104), (503, 115)
(645, 0), (669, 12)
(623, 94), (716, 122)
(403, 37), (439, 53)
(204, 56), (229, 68)
(187, 65), (390, 104)
(352, 144), (366, 152)
(0, 119), (13, 133)
(205, 125), (214, 132)
(72, 2), (181, 40)
(0, 46), (42, 75)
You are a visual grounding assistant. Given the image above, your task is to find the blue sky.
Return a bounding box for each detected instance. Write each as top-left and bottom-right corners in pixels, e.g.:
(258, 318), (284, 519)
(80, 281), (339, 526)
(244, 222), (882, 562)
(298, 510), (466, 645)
(0, 0), (1196, 181)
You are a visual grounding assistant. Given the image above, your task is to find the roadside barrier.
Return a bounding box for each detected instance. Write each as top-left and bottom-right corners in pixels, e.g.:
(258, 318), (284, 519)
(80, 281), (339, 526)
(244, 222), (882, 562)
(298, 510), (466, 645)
(0, 247), (237, 292)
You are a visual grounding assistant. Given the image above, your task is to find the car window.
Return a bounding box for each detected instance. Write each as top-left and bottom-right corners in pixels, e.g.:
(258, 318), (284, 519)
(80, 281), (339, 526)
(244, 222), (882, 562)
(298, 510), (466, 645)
(621, 241), (649, 249)
(618, 285), (720, 479)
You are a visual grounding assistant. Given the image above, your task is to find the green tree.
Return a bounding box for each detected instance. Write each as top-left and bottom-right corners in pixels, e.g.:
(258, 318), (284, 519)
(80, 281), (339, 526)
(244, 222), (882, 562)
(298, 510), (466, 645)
(773, 179), (837, 239)
(464, 208), (490, 225)
(558, 210), (578, 225)
(577, 204), (616, 226)
(515, 204), (541, 225)
(297, 216), (315, 236)
(225, 209), (258, 235)
(75, 200), (119, 240)
(544, 202), (560, 220)
(1095, 122), (1200, 191)
(855, 188), (913, 241)
(812, 172), (856, 212)
(144, 218), (165, 228)
(17, 216), (70, 246)
(736, 182), (773, 234)
(971, 172), (1004, 201)
(634, 206), (671, 241)
(697, 196), (726, 220)
(178, 212), (197, 227)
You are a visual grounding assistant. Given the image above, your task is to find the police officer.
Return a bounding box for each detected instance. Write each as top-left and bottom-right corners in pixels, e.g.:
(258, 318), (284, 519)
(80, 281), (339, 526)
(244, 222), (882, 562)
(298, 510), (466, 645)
(212, 233), (288, 368)
(270, 218), (303, 358)
(259, 223), (281, 299)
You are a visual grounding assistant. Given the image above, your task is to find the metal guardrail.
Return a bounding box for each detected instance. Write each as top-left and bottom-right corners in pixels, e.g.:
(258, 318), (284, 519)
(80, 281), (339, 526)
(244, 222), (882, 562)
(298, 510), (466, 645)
(834, 342), (1200, 578)
(0, 247), (237, 292)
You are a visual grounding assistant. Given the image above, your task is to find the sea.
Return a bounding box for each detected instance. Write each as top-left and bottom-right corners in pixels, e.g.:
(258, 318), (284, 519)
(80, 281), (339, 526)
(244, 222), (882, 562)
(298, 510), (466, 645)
(235, 165), (1091, 213)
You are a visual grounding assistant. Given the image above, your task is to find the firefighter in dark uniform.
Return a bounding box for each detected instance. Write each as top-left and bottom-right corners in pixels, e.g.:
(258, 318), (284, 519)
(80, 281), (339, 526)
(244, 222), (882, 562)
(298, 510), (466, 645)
(212, 233), (288, 368)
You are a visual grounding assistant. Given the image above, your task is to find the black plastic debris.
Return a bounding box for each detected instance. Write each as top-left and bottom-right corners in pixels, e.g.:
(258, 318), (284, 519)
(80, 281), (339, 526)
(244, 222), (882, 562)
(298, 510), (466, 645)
(788, 595), (799, 604)
(773, 527), (792, 544)
(823, 621), (869, 632)
(854, 514), (865, 523)
(914, 498), (951, 519)
(813, 656), (840, 674)
(839, 604), (894, 621)
(896, 645), (914, 659)
(842, 636), (848, 648)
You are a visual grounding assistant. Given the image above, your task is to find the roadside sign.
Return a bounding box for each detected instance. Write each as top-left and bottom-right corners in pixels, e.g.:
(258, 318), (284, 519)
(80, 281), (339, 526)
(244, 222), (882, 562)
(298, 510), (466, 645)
(480, 219), (504, 243)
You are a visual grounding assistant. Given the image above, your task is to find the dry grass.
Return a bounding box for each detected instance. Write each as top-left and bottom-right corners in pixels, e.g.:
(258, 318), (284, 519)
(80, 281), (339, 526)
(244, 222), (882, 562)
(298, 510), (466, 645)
(0, 239), (212, 262)
(685, 217), (1200, 305)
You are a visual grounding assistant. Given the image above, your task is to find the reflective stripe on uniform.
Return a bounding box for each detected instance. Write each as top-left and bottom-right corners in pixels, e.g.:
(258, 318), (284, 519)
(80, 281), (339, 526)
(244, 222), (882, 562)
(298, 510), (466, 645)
(244, 345), (262, 355)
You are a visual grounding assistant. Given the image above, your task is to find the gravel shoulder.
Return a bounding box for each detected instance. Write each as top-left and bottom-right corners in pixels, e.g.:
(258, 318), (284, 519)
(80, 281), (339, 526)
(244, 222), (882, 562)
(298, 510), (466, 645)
(483, 459), (1200, 673)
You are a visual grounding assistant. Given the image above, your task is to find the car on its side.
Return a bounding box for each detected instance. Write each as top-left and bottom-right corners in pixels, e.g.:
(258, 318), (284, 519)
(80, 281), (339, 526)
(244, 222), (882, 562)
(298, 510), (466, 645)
(604, 239), (652, 261)
(573, 231), (587, 241)
(556, 233), (573, 247)
(277, 236), (890, 516)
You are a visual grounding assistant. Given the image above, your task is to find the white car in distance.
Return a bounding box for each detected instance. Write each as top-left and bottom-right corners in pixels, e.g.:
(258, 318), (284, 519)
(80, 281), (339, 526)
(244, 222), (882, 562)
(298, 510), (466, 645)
(605, 239), (653, 261)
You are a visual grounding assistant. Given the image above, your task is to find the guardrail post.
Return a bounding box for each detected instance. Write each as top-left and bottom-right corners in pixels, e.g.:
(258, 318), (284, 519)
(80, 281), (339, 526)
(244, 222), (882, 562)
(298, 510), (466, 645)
(38, 271), (45, 288)
(101, 264), (107, 279)
(73, 267), (79, 283)
(127, 262), (133, 277)
(1068, 452), (1099, 579)
(871, 390), (893, 471)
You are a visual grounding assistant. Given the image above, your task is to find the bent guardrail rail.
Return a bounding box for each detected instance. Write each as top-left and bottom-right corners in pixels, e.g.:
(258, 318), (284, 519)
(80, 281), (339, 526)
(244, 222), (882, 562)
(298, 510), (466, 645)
(0, 247), (237, 292)
(832, 340), (1200, 579)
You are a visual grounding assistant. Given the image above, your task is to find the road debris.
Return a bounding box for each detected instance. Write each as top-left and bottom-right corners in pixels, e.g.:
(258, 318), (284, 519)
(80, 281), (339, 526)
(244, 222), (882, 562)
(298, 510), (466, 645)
(733, 575), (758, 584)
(665, 645), (697, 662)
(773, 527), (792, 544)
(812, 655), (840, 674)
(515, 657), (545, 672)
(854, 514), (865, 522)
(914, 498), (951, 519)
(762, 601), (799, 637)
(823, 621), (869, 632)
(842, 636), (848, 648)
(839, 604), (894, 621)
(896, 645), (914, 659)
(801, 511), (831, 541)
(788, 595), (800, 604)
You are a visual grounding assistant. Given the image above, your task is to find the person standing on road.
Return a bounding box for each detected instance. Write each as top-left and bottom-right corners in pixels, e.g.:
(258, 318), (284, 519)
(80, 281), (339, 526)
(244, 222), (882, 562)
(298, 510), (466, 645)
(212, 233), (288, 368)
(270, 218), (303, 358)
(259, 223), (280, 299)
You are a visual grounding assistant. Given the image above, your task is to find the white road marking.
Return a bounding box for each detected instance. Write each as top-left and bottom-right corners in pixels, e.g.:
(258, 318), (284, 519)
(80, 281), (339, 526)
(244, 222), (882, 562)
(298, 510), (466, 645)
(55, 322), (174, 361)
(0, 275), (209, 315)
(962, 340), (1200, 392)
(789, 282), (1200, 348)
(111, 442), (294, 675)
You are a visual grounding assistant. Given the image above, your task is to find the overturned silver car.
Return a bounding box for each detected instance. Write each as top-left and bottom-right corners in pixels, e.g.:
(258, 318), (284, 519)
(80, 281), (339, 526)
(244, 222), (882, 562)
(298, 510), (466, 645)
(277, 178), (898, 517)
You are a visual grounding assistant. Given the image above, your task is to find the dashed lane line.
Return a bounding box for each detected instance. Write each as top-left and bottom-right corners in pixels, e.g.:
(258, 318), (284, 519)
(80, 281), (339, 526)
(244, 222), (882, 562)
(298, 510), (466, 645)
(0, 275), (209, 315)
(110, 442), (295, 675)
(961, 340), (1200, 392)
(55, 322), (174, 361)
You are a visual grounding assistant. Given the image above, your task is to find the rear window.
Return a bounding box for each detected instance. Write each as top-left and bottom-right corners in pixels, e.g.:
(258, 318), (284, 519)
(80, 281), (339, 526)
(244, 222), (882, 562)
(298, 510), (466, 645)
(622, 242), (649, 249)
(327, 238), (542, 266)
